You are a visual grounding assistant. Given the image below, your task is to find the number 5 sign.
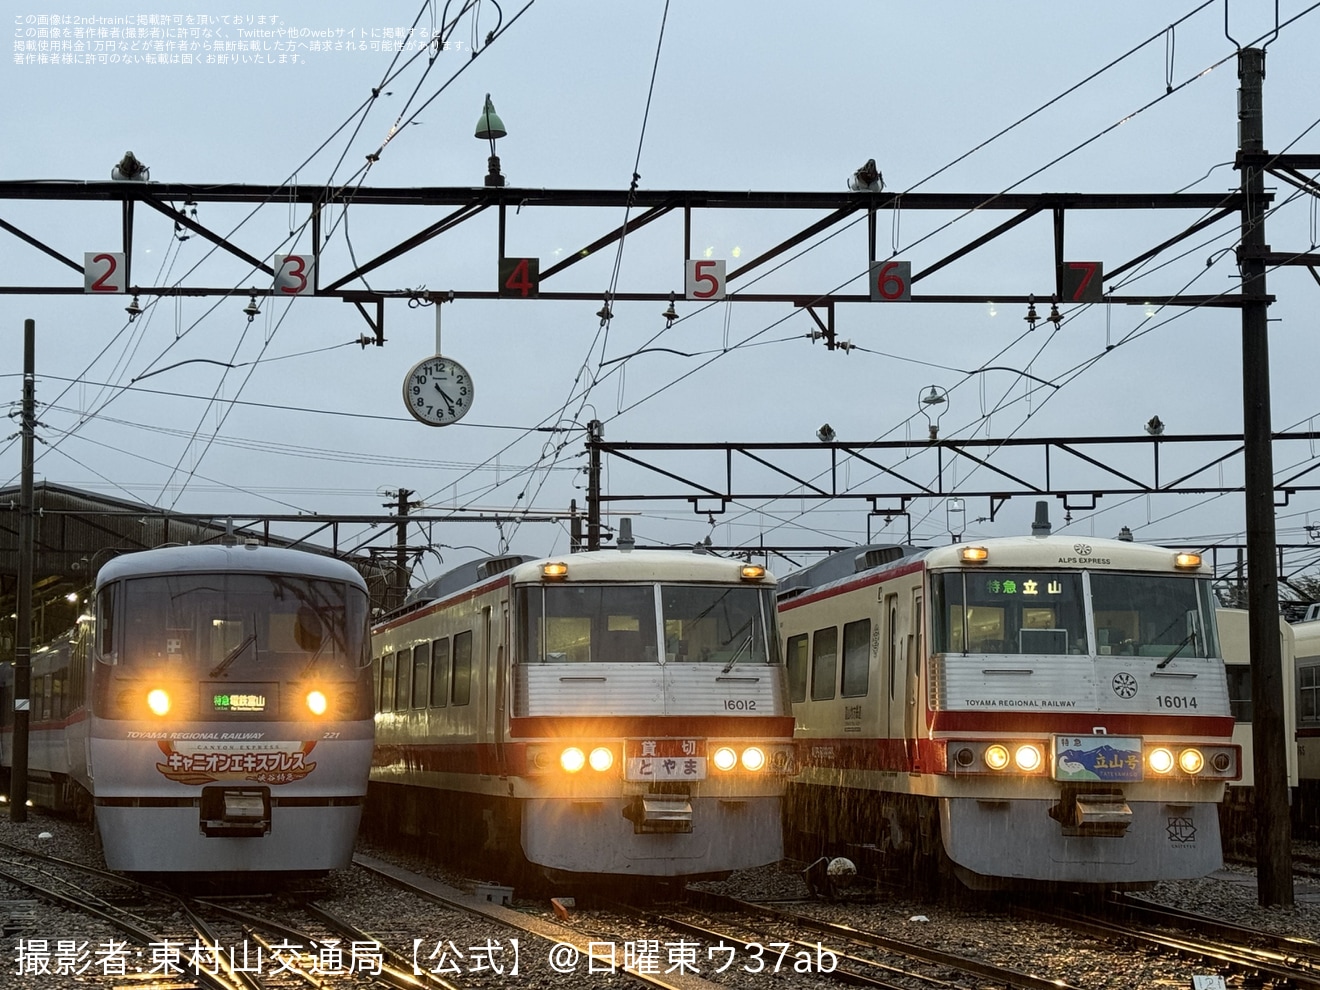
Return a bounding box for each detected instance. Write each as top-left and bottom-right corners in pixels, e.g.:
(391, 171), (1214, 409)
(868, 260), (911, 301)
(685, 259), (726, 300)
(84, 252), (126, 293)
(274, 254), (315, 295)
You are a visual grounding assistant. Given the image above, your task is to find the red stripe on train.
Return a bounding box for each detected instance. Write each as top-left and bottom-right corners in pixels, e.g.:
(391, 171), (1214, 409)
(508, 715), (795, 739)
(929, 710), (1235, 736)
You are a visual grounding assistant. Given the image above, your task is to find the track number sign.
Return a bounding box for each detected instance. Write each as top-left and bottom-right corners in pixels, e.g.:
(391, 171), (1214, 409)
(274, 254), (314, 295)
(498, 257), (540, 298)
(685, 259), (726, 300)
(868, 260), (911, 301)
(84, 252), (125, 293)
(1059, 261), (1103, 303)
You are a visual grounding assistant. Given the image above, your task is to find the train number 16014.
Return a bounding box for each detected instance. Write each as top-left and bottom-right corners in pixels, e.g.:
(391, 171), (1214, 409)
(723, 699), (757, 711)
(1156, 695), (1198, 710)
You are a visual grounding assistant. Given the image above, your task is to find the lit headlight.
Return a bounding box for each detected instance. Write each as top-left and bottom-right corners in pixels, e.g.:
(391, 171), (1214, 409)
(560, 747), (586, 773)
(146, 688), (170, 716)
(306, 690), (328, 716)
(984, 744), (1010, 771)
(1148, 748), (1175, 774)
(712, 747), (738, 771)
(1014, 745), (1042, 772)
(1178, 748), (1204, 775)
(588, 747), (614, 772)
(741, 746), (766, 771)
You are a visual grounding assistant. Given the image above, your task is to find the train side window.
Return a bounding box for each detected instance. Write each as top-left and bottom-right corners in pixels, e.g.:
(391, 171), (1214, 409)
(785, 633), (808, 703)
(379, 652), (396, 713)
(41, 673), (52, 720)
(411, 642), (431, 710)
(395, 648), (413, 710)
(430, 637), (450, 707)
(1300, 663), (1317, 723)
(1226, 664), (1253, 722)
(452, 631), (473, 706)
(811, 626), (838, 701)
(97, 584), (117, 662)
(841, 619), (870, 698)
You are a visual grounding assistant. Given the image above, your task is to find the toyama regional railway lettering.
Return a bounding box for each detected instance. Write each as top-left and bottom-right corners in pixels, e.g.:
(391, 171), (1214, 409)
(964, 699), (1078, 707)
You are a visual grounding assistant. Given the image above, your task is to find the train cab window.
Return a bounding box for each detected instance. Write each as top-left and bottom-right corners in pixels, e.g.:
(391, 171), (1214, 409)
(379, 652), (396, 712)
(931, 571), (1085, 656)
(841, 619), (870, 698)
(411, 643), (431, 709)
(786, 633), (808, 703)
(96, 584), (117, 662)
(395, 649), (413, 710)
(452, 631), (473, 706)
(1090, 573), (1219, 660)
(811, 627), (838, 701)
(430, 637), (450, 707)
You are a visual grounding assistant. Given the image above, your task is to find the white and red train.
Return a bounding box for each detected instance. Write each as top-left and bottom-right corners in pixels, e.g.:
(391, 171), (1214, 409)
(776, 534), (1240, 889)
(0, 543), (375, 876)
(367, 541), (797, 881)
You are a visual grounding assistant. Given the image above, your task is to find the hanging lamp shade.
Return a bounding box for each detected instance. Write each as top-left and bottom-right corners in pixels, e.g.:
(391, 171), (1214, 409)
(474, 94), (507, 140)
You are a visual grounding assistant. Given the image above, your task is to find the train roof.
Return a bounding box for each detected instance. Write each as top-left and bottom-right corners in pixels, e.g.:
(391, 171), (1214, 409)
(95, 542), (369, 589)
(778, 534), (1211, 599)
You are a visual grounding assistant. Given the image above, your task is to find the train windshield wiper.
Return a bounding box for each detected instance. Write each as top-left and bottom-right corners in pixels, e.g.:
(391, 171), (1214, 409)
(1156, 631), (1195, 669)
(721, 633), (754, 674)
(210, 632), (256, 678)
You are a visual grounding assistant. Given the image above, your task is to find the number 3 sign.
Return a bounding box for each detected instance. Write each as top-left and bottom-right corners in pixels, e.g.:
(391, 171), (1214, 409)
(274, 254), (315, 295)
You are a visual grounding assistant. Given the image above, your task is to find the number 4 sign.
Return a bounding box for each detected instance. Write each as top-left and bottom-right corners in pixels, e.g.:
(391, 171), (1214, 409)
(685, 259), (726, 300)
(274, 254), (315, 295)
(84, 252), (125, 293)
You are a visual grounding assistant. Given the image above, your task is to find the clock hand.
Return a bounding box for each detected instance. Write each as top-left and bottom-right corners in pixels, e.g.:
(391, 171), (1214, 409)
(433, 382), (456, 414)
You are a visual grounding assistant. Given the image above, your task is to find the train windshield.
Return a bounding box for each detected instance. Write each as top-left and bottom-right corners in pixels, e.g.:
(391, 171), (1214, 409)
(517, 583), (778, 665)
(931, 569), (1219, 658)
(109, 572), (371, 675)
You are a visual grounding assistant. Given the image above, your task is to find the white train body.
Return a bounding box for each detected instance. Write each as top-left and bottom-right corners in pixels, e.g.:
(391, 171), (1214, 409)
(1, 544), (376, 875)
(777, 536), (1239, 889)
(369, 548), (796, 880)
(1289, 619), (1320, 826)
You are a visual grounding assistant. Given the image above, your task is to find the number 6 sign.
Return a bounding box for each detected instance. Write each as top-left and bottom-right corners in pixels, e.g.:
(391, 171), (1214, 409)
(868, 260), (911, 301)
(84, 252), (126, 293)
(685, 259), (726, 300)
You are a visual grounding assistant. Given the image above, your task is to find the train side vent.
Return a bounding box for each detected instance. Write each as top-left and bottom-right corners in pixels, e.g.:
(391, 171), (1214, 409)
(476, 555), (529, 580)
(856, 546), (904, 571)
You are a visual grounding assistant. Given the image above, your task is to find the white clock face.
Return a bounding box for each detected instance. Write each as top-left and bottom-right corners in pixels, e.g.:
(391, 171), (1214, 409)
(403, 355), (474, 426)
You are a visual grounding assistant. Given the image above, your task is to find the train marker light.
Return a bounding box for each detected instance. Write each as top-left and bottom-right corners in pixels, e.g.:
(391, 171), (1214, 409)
(1148, 748), (1175, 774)
(306, 690), (328, 716)
(741, 746), (767, 771)
(146, 688), (171, 716)
(588, 747), (614, 772)
(560, 747), (586, 772)
(712, 747), (738, 771)
(1178, 748), (1204, 775)
(960, 546), (990, 563)
(984, 744), (1010, 770)
(542, 562), (569, 580)
(1173, 552), (1202, 570)
(1014, 745), (1043, 772)
(954, 747), (975, 767)
(1211, 752), (1232, 773)
(740, 564), (766, 580)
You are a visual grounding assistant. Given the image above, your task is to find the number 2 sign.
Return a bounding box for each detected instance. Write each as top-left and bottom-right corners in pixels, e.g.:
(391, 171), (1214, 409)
(685, 259), (726, 300)
(84, 252), (125, 293)
(274, 254), (315, 295)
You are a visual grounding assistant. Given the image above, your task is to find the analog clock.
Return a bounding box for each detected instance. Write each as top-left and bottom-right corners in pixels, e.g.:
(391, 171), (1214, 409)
(402, 355), (474, 426)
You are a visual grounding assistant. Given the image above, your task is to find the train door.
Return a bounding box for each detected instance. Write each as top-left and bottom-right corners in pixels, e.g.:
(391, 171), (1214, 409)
(479, 605), (495, 773)
(494, 600), (509, 775)
(884, 593), (901, 745)
(904, 591), (924, 771)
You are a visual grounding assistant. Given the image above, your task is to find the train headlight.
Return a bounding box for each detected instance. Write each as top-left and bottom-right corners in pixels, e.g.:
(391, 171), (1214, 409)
(1148, 747), (1175, 774)
(146, 688), (170, 716)
(560, 747), (586, 773)
(984, 744), (1010, 770)
(1014, 745), (1042, 772)
(588, 747), (614, 772)
(306, 690), (328, 716)
(712, 747), (738, 771)
(741, 746), (766, 772)
(1178, 748), (1204, 775)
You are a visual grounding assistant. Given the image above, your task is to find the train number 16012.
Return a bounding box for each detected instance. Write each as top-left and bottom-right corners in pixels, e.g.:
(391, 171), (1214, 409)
(1156, 695), (1198, 710)
(723, 699), (757, 711)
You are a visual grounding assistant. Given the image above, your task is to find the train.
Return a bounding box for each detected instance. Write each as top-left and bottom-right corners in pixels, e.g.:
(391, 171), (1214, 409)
(0, 542), (376, 876)
(776, 533), (1240, 890)
(1297, 620), (1320, 827)
(366, 536), (797, 882)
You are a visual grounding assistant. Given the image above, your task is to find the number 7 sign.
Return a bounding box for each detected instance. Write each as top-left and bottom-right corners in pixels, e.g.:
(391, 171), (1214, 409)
(1059, 261), (1103, 303)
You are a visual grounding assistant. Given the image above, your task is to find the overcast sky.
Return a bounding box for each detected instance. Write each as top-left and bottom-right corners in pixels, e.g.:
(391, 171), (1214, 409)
(4, 1), (1320, 585)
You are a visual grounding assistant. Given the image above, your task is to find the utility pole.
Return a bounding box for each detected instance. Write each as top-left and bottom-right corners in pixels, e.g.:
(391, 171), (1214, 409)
(386, 488), (413, 611)
(1237, 46), (1292, 907)
(586, 420), (603, 551)
(10, 320), (35, 822)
